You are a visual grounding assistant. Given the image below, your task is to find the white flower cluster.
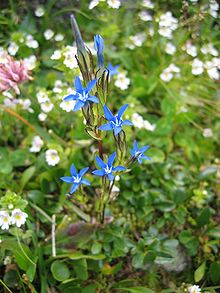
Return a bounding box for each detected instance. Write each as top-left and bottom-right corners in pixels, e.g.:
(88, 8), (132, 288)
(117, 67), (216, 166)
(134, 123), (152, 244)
(188, 285), (201, 293)
(127, 33), (146, 50)
(131, 113), (156, 131)
(44, 29), (64, 42)
(36, 90), (54, 117)
(165, 42), (176, 55)
(89, 0), (121, 10)
(209, 0), (219, 18)
(183, 41), (197, 57)
(2, 92), (33, 112)
(34, 6), (45, 17)
(51, 45), (78, 69)
(114, 72), (130, 90)
(0, 209), (28, 230)
(160, 64), (180, 82)
(191, 57), (220, 79)
(158, 12), (178, 39)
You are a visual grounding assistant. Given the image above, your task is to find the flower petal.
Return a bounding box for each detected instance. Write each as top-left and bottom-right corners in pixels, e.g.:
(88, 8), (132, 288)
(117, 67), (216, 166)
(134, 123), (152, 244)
(86, 79), (97, 92)
(73, 100), (85, 111)
(92, 169), (105, 176)
(88, 95), (99, 103)
(60, 176), (74, 183)
(96, 156), (106, 168)
(79, 167), (89, 177)
(64, 94), (77, 101)
(74, 76), (83, 92)
(70, 163), (77, 176)
(81, 178), (90, 186)
(108, 152), (116, 167)
(113, 166), (126, 172)
(70, 183), (79, 194)
(103, 105), (114, 121)
(107, 173), (114, 181)
(113, 126), (122, 136)
(122, 119), (133, 126)
(99, 123), (112, 131)
(140, 145), (150, 153)
(118, 104), (128, 118)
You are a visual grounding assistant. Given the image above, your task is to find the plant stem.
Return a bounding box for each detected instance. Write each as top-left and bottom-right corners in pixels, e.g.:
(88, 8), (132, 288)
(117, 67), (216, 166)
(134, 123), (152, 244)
(51, 215), (56, 257)
(0, 279), (13, 293)
(98, 140), (103, 159)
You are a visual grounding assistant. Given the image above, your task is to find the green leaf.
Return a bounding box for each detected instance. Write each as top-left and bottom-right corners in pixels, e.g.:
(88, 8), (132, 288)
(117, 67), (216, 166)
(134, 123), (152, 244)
(196, 208), (211, 228)
(54, 252), (105, 260)
(73, 259), (88, 281)
(20, 166), (36, 191)
(194, 262), (206, 282)
(51, 260), (70, 282)
(91, 242), (102, 254)
(209, 262), (220, 284)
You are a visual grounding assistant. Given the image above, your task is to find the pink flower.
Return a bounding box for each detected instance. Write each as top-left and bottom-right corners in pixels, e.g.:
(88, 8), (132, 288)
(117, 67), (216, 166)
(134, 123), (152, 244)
(0, 55), (32, 94)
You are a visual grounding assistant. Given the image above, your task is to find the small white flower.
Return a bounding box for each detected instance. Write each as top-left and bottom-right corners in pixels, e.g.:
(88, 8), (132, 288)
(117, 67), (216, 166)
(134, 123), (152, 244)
(209, 0), (219, 18)
(34, 6), (45, 17)
(158, 12), (178, 39)
(53, 80), (65, 93)
(205, 59), (220, 80)
(115, 175), (120, 181)
(188, 285), (201, 293)
(37, 91), (49, 103)
(24, 55), (37, 70)
(54, 34), (64, 42)
(60, 99), (76, 112)
(45, 149), (60, 166)
(192, 59), (204, 75)
(11, 209), (28, 228)
(114, 72), (130, 90)
(143, 120), (156, 131)
(63, 46), (78, 69)
(4, 256), (12, 265)
(142, 0), (154, 9)
(19, 99), (34, 113)
(51, 50), (62, 60)
(107, 0), (121, 9)
(0, 49), (8, 64)
(40, 99), (54, 113)
(89, 0), (100, 9)
(184, 41), (197, 57)
(203, 128), (213, 138)
(131, 113), (145, 128)
(160, 68), (173, 82)
(168, 63), (180, 73)
(158, 27), (173, 39)
(44, 29), (54, 40)
(26, 35), (39, 49)
(0, 211), (11, 230)
(139, 10), (153, 21)
(30, 136), (44, 153)
(201, 43), (218, 56)
(8, 42), (19, 56)
(130, 33), (146, 47)
(165, 42), (176, 55)
(38, 112), (47, 122)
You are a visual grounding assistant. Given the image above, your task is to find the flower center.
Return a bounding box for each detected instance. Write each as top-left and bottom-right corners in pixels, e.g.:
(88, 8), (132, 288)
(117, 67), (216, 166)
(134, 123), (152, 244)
(78, 91), (88, 102)
(104, 165), (112, 174)
(73, 175), (81, 183)
(111, 116), (122, 127)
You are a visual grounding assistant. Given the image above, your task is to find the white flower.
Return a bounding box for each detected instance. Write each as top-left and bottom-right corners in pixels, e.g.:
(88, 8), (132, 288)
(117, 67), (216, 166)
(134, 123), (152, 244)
(107, 0), (121, 9)
(115, 175), (120, 181)
(34, 6), (45, 17)
(24, 55), (37, 70)
(54, 34), (64, 42)
(205, 59), (220, 80)
(4, 256), (12, 265)
(131, 113), (145, 128)
(168, 63), (180, 73)
(0, 211), (11, 230)
(89, 0), (100, 9)
(165, 42), (176, 55)
(30, 136), (44, 152)
(40, 99), (54, 113)
(53, 80), (66, 93)
(60, 100), (76, 112)
(201, 43), (218, 56)
(143, 120), (156, 131)
(26, 35), (39, 49)
(3, 98), (19, 109)
(38, 112), (47, 122)
(203, 128), (213, 138)
(51, 50), (62, 60)
(19, 99), (34, 113)
(158, 12), (178, 39)
(8, 42), (19, 56)
(0, 48), (8, 64)
(63, 46), (78, 69)
(11, 209), (28, 228)
(209, 0), (219, 18)
(130, 33), (146, 47)
(160, 68), (173, 82)
(142, 0), (154, 9)
(45, 149), (60, 166)
(192, 59), (204, 75)
(138, 10), (153, 21)
(184, 41), (197, 57)
(114, 72), (130, 90)
(44, 29), (54, 40)
(188, 285), (201, 293)
(37, 90), (49, 103)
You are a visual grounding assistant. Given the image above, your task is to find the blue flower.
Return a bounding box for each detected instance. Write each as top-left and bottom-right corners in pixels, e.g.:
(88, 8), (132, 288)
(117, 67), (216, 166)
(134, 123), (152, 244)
(130, 140), (151, 164)
(60, 164), (90, 194)
(99, 104), (133, 135)
(92, 152), (126, 181)
(94, 35), (104, 68)
(107, 63), (120, 76)
(64, 76), (99, 111)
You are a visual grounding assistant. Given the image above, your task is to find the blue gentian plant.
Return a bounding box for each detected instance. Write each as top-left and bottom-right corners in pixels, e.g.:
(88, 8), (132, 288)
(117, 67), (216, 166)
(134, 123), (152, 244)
(60, 15), (151, 223)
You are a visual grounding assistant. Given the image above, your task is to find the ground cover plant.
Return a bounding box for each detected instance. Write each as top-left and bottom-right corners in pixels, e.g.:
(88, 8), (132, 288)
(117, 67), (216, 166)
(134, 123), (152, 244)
(0, 0), (220, 292)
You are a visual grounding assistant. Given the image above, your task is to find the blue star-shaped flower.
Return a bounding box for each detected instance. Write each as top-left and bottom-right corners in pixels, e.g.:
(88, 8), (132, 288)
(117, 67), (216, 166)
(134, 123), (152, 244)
(94, 35), (104, 68)
(60, 164), (90, 194)
(99, 104), (133, 135)
(130, 140), (151, 164)
(107, 63), (120, 76)
(64, 76), (99, 111)
(92, 152), (126, 181)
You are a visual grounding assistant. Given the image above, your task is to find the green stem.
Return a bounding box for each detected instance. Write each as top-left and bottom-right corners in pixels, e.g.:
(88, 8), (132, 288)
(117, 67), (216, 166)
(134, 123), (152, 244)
(0, 279), (13, 293)
(16, 229), (36, 266)
(30, 203), (53, 223)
